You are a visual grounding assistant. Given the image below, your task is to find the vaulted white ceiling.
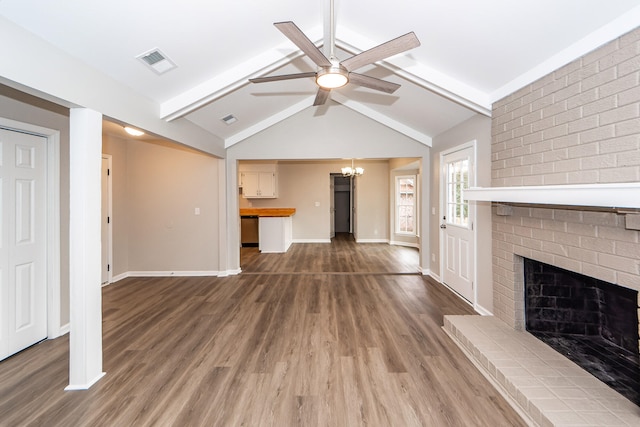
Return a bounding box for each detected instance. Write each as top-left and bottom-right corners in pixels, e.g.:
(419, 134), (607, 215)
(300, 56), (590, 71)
(1, 0), (639, 151)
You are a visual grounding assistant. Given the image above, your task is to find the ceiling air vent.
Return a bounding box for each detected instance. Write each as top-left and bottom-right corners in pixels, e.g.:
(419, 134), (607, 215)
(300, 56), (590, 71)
(221, 114), (238, 125)
(136, 48), (176, 75)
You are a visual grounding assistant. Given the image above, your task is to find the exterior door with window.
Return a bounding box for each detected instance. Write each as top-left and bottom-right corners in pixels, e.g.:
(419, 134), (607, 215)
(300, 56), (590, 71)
(441, 146), (475, 302)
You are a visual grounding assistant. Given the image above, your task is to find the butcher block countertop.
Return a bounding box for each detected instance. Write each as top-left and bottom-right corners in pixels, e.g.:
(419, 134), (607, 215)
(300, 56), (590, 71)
(240, 208), (296, 217)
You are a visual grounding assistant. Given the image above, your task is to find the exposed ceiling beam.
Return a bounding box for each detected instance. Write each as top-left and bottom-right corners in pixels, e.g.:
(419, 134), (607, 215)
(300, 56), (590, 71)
(224, 96), (315, 148)
(160, 24), (493, 122)
(334, 28), (492, 116)
(160, 27), (323, 122)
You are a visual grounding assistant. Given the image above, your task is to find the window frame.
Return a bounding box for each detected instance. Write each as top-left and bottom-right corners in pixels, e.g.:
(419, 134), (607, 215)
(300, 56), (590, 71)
(395, 174), (417, 236)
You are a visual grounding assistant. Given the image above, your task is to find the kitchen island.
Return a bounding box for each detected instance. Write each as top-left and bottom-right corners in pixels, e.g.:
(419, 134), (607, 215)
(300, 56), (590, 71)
(239, 208), (295, 253)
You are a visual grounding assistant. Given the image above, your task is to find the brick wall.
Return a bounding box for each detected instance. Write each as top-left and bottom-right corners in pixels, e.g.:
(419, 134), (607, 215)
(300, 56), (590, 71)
(492, 28), (640, 187)
(492, 206), (639, 329)
(490, 27), (640, 329)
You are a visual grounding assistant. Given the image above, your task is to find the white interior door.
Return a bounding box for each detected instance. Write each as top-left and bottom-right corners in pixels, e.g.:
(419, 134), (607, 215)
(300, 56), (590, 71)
(101, 155), (112, 284)
(0, 128), (47, 360)
(441, 145), (475, 302)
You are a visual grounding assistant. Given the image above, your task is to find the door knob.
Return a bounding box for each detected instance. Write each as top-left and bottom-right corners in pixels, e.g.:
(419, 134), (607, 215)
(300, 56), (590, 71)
(440, 224), (447, 229)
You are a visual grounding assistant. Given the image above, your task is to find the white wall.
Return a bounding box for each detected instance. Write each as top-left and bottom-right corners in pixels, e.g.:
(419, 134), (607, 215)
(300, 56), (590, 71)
(226, 101), (431, 272)
(431, 114), (493, 313)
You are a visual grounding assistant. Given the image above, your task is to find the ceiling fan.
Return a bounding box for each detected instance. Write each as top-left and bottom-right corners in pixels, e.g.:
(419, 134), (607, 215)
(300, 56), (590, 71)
(249, 0), (420, 106)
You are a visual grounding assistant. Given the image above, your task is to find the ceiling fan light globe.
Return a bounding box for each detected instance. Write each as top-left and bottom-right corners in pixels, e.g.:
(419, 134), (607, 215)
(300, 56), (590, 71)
(316, 67), (349, 89)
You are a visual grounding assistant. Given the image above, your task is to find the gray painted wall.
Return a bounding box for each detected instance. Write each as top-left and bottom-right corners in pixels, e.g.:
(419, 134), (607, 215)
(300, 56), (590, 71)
(103, 135), (220, 275)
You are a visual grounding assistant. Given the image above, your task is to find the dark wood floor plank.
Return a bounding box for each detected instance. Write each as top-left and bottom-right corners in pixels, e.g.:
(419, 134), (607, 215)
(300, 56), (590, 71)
(0, 233), (525, 426)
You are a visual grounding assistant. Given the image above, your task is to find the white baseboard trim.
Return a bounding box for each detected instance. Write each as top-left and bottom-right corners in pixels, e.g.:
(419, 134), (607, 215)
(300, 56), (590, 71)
(428, 276), (475, 308)
(474, 303), (493, 316)
(58, 322), (70, 336)
(65, 372), (106, 391)
(128, 270), (220, 277)
(355, 238), (389, 243)
(217, 268), (241, 277)
(110, 272), (130, 283)
(428, 271), (441, 282)
(292, 239), (331, 243)
(389, 240), (419, 248)
(46, 322), (70, 339)
(108, 270), (221, 284)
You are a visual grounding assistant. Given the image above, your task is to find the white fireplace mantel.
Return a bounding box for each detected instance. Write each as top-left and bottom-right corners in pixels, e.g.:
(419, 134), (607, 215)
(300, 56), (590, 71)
(464, 182), (640, 209)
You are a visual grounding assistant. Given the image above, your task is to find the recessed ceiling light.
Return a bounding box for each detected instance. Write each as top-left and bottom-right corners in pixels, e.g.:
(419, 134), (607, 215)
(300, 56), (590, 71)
(221, 114), (237, 125)
(124, 126), (144, 136)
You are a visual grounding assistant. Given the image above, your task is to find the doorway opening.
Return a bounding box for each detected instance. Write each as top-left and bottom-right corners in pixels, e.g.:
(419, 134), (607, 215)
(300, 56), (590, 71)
(331, 174), (353, 239)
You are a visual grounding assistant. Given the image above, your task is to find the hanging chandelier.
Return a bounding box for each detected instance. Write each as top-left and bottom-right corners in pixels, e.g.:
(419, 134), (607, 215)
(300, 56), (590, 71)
(342, 159), (364, 177)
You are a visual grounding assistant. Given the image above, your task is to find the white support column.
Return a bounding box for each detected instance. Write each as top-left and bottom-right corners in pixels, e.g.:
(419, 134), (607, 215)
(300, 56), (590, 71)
(217, 158), (229, 276)
(225, 158), (242, 275)
(65, 108), (105, 390)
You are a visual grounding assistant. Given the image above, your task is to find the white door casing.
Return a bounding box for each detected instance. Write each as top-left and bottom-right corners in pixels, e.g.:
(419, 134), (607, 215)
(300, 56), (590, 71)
(351, 177), (358, 239)
(0, 128), (48, 360)
(101, 155), (112, 285)
(440, 143), (476, 303)
(330, 175), (335, 238)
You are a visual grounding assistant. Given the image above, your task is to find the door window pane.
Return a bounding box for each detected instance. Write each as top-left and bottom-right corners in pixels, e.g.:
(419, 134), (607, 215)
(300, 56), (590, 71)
(446, 159), (469, 227)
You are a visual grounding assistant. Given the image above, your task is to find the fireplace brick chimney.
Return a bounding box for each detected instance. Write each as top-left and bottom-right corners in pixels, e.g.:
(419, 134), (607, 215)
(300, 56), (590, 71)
(490, 26), (640, 346)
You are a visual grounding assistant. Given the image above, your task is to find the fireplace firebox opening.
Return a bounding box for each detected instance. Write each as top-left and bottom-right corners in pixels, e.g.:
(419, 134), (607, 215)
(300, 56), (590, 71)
(524, 258), (640, 407)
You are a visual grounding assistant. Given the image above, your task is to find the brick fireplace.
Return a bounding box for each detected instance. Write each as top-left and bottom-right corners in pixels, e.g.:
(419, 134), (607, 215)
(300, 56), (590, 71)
(489, 21), (640, 335)
(445, 26), (640, 426)
(492, 206), (640, 346)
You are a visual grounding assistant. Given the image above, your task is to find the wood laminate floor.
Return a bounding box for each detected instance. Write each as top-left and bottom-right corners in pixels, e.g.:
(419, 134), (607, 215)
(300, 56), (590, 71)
(0, 234), (526, 426)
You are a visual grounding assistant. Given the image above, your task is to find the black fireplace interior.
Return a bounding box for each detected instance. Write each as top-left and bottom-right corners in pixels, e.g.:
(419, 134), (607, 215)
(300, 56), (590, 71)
(524, 258), (640, 407)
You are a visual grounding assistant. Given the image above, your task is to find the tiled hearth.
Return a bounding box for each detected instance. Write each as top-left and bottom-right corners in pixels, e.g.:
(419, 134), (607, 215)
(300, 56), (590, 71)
(444, 315), (640, 427)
